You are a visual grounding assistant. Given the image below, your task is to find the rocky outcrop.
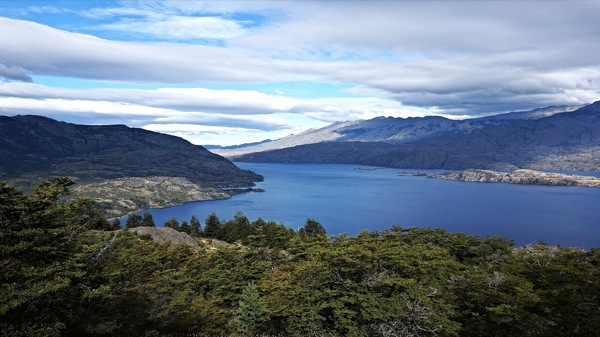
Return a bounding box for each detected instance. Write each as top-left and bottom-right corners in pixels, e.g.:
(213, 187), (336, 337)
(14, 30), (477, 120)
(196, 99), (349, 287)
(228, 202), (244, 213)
(432, 169), (600, 187)
(129, 227), (234, 251)
(130, 227), (199, 246)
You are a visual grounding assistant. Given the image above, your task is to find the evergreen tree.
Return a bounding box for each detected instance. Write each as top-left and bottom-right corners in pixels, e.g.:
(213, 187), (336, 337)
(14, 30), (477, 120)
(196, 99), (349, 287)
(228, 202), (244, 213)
(234, 211), (252, 241)
(141, 212), (155, 227)
(65, 196), (114, 231)
(125, 213), (143, 228)
(221, 211), (253, 243)
(0, 178), (94, 336)
(203, 213), (222, 239)
(189, 215), (201, 237)
(179, 220), (191, 234)
(164, 217), (179, 231)
(235, 281), (263, 336)
(299, 218), (326, 238)
(111, 217), (121, 229)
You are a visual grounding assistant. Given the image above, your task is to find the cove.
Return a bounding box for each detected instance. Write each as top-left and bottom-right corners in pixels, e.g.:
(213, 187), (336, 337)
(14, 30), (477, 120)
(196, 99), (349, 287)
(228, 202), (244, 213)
(142, 162), (600, 248)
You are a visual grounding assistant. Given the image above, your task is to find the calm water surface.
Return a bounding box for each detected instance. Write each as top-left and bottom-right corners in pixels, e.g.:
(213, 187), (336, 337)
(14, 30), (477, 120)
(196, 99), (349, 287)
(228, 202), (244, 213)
(143, 163), (600, 248)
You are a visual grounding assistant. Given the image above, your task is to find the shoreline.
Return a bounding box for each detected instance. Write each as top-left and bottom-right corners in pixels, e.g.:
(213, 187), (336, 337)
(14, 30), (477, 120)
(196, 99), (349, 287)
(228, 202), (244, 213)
(70, 176), (262, 218)
(432, 168), (600, 188)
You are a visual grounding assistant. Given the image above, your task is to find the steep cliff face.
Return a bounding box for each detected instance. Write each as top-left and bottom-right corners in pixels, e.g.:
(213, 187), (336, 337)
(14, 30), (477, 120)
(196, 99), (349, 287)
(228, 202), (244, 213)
(0, 115), (262, 185)
(235, 102), (600, 171)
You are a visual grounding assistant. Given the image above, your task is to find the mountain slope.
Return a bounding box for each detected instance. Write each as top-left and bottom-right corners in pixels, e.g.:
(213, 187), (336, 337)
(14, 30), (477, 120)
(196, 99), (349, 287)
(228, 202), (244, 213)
(235, 102), (600, 171)
(213, 105), (582, 157)
(0, 115), (262, 186)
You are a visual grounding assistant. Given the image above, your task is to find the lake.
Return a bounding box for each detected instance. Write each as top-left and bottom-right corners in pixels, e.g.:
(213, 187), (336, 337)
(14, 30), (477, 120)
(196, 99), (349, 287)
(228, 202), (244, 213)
(142, 163), (600, 248)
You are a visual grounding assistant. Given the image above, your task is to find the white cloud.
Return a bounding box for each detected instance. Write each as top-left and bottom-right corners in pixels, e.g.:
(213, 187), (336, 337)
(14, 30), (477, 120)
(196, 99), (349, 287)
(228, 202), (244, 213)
(0, 82), (298, 115)
(1, 1), (600, 144)
(98, 16), (246, 40)
(0, 17), (272, 83)
(0, 81), (440, 144)
(0, 80), (422, 119)
(2, 4), (599, 116)
(142, 123), (257, 135)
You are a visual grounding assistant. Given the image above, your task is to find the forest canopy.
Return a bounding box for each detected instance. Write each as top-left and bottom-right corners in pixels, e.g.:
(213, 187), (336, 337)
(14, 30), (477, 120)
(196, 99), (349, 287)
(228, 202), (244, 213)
(1, 178), (599, 337)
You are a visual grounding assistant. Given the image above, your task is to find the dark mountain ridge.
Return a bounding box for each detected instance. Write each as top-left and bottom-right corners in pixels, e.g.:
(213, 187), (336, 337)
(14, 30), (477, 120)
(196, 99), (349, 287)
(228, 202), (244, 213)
(0, 115), (262, 186)
(235, 102), (600, 171)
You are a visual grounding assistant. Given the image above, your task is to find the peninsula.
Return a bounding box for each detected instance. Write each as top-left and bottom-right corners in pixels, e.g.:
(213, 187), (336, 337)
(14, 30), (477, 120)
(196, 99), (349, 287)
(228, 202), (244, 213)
(433, 169), (600, 187)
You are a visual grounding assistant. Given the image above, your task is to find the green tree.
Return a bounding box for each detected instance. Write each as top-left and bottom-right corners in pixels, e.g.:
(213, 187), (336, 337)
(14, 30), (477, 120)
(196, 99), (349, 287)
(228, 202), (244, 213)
(0, 178), (99, 336)
(164, 217), (179, 231)
(110, 217), (121, 229)
(247, 218), (295, 249)
(190, 215), (202, 237)
(203, 213), (222, 239)
(80, 231), (203, 336)
(125, 213), (143, 228)
(299, 218), (326, 239)
(235, 281), (263, 336)
(141, 211), (156, 227)
(179, 220), (191, 234)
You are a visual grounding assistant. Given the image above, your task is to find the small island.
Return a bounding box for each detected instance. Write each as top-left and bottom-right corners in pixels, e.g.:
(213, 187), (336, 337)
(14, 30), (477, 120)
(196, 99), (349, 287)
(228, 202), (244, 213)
(432, 169), (600, 187)
(398, 171), (429, 177)
(353, 167), (385, 171)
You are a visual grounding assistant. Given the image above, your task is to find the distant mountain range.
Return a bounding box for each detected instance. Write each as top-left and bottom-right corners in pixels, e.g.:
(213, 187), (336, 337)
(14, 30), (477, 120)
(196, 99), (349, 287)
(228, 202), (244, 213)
(0, 115), (262, 186)
(231, 102), (600, 171)
(213, 105), (582, 157)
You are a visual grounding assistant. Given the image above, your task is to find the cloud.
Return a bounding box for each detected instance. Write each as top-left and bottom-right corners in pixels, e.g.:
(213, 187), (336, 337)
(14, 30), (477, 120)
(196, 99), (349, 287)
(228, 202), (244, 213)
(0, 17), (273, 83)
(0, 82), (298, 115)
(141, 122), (290, 147)
(1, 0), (600, 123)
(97, 15), (246, 41)
(232, 1), (600, 56)
(0, 81), (427, 125)
(0, 63), (32, 82)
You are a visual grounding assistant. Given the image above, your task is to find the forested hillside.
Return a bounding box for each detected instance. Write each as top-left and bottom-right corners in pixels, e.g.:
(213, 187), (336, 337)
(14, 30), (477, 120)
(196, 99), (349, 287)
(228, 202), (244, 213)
(0, 115), (262, 186)
(1, 179), (599, 337)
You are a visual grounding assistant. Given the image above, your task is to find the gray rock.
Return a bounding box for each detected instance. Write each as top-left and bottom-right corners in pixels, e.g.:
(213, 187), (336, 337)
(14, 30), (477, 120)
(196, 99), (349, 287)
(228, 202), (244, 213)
(129, 227), (198, 246)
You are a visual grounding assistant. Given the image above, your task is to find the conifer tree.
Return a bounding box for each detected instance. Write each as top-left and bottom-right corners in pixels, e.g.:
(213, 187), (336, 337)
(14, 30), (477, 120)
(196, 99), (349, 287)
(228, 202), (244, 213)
(164, 217), (179, 231)
(203, 213), (222, 238)
(0, 178), (96, 336)
(125, 213), (143, 228)
(299, 218), (326, 238)
(179, 220), (191, 234)
(235, 281), (263, 336)
(111, 217), (121, 229)
(141, 212), (155, 227)
(189, 215), (201, 237)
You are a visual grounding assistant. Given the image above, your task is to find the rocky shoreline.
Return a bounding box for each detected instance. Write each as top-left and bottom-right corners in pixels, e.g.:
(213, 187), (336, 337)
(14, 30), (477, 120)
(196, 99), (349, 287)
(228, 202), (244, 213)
(432, 169), (600, 187)
(72, 176), (248, 217)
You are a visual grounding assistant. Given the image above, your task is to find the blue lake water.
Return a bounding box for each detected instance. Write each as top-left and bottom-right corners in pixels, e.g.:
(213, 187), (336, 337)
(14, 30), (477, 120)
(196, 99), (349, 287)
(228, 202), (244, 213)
(142, 163), (600, 248)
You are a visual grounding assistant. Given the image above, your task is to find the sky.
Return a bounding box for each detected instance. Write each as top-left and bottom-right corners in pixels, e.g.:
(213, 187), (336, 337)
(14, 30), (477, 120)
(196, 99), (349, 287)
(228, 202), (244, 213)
(1, 0), (599, 146)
